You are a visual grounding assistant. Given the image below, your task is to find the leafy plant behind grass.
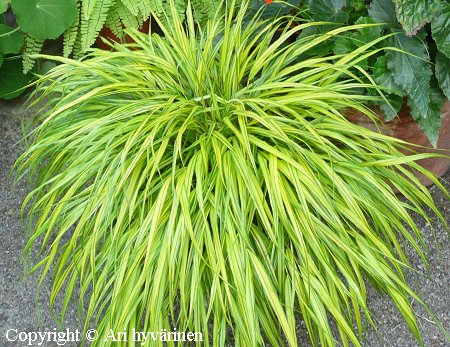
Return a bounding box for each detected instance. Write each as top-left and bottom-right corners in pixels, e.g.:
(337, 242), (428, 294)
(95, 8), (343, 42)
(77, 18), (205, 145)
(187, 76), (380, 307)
(15, 1), (450, 346)
(0, 0), (223, 99)
(251, 0), (450, 146)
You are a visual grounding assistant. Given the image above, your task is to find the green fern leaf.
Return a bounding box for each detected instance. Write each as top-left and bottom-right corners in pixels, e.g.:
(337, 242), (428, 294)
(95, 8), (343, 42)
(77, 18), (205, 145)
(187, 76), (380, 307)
(192, 0), (222, 25)
(72, 33), (83, 57)
(174, 0), (187, 18)
(114, 1), (139, 28)
(80, 0), (114, 52)
(81, 0), (98, 20)
(63, 1), (81, 57)
(22, 36), (44, 74)
(136, 0), (152, 20)
(150, 0), (164, 15)
(161, 0), (186, 24)
(63, 20), (79, 57)
(136, 12), (145, 29)
(120, 0), (139, 16)
(105, 7), (124, 38)
(191, 0), (210, 25)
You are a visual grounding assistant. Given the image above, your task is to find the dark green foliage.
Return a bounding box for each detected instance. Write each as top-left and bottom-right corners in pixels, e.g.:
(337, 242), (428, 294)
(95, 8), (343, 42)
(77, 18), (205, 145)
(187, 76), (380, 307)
(0, 0), (78, 98)
(386, 34), (431, 119)
(254, 0), (450, 146)
(431, 2), (450, 57)
(0, 0), (228, 99)
(436, 51), (450, 99)
(0, 24), (24, 53)
(416, 85), (445, 146)
(373, 0), (450, 145)
(0, 58), (32, 99)
(393, 0), (440, 35)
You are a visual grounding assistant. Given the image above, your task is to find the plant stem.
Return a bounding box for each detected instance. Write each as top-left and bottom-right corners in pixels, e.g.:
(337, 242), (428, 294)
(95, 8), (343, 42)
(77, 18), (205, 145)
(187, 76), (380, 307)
(0, 26), (21, 37)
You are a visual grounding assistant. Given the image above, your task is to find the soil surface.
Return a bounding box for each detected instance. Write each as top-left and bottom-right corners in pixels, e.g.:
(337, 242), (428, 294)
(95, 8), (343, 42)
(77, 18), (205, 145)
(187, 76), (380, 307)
(1, 98), (449, 347)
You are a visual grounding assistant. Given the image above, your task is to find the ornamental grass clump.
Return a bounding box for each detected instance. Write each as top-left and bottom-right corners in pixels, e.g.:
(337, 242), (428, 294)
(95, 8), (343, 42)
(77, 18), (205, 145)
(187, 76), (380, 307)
(15, 1), (449, 346)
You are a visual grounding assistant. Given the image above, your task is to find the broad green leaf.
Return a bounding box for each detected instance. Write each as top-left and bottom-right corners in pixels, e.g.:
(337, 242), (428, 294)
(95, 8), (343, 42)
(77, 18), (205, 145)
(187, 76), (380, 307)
(333, 33), (354, 55)
(416, 86), (445, 147)
(354, 17), (382, 44)
(246, 0), (300, 20)
(11, 0), (77, 40)
(352, 0), (366, 11)
(307, 0), (345, 13)
(0, 0), (8, 13)
(379, 95), (404, 121)
(0, 58), (32, 99)
(297, 25), (336, 56)
(0, 53), (3, 66)
(386, 34), (431, 118)
(435, 51), (450, 100)
(393, 0), (440, 36)
(345, 0), (368, 23)
(431, 3), (450, 58)
(0, 24), (25, 54)
(373, 55), (402, 93)
(333, 17), (382, 55)
(373, 55), (404, 120)
(369, 0), (398, 26)
(307, 0), (349, 23)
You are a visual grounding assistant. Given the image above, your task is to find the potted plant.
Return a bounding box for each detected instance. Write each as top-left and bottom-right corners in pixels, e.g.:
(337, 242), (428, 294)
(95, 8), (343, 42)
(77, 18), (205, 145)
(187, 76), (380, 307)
(248, 0), (450, 185)
(0, 0), (234, 100)
(15, 1), (450, 346)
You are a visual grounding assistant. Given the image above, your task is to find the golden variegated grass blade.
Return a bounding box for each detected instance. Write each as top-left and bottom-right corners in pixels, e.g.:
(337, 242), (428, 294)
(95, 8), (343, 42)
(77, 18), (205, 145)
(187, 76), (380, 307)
(14, 1), (449, 346)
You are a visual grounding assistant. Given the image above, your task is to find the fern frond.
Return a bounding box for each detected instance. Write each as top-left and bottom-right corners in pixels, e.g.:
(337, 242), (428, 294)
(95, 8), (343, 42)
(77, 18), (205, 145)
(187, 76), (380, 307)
(105, 7), (124, 38)
(191, 0), (211, 25)
(114, 1), (139, 29)
(81, 0), (97, 20)
(120, 0), (139, 16)
(161, 0), (186, 24)
(149, 0), (164, 15)
(174, 0), (187, 15)
(136, 12), (145, 29)
(22, 36), (44, 73)
(63, 1), (81, 57)
(80, 0), (115, 52)
(136, 0), (152, 20)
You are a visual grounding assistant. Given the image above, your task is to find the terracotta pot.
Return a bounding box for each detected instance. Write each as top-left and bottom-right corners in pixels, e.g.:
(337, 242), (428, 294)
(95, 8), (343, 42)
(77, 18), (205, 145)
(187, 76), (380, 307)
(345, 99), (450, 187)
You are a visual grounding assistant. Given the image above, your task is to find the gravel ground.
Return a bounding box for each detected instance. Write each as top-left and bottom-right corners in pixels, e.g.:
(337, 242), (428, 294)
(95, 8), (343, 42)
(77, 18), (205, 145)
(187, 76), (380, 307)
(0, 98), (449, 347)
